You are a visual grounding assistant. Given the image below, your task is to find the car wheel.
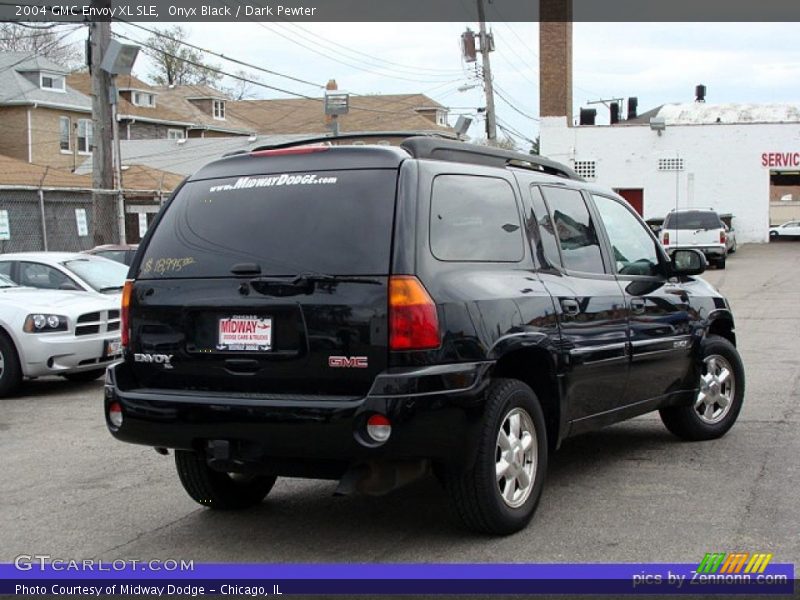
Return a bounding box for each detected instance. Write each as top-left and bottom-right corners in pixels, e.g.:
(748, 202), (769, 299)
(443, 378), (548, 534)
(659, 335), (745, 441)
(175, 449), (277, 510)
(769, 231), (778, 239)
(62, 368), (107, 383)
(0, 332), (22, 398)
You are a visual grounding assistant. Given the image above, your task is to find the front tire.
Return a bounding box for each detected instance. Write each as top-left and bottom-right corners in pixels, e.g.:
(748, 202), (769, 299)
(660, 335), (744, 441)
(0, 333), (22, 398)
(443, 379), (548, 535)
(175, 450), (277, 510)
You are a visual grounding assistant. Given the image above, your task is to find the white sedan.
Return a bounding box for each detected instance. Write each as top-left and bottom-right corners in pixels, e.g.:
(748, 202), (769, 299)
(769, 221), (800, 238)
(0, 252), (128, 299)
(0, 274), (122, 397)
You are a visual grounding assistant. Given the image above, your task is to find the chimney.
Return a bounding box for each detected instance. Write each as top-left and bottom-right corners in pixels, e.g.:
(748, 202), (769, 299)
(695, 84), (706, 102)
(539, 0), (573, 123)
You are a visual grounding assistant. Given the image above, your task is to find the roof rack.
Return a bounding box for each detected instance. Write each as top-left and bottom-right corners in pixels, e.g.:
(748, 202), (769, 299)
(400, 137), (581, 180)
(247, 131), (457, 154)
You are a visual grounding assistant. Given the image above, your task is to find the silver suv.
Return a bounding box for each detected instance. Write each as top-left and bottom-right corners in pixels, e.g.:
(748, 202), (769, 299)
(660, 209), (728, 269)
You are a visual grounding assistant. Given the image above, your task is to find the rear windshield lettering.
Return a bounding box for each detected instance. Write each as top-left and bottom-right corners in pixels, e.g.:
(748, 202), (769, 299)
(209, 173), (338, 193)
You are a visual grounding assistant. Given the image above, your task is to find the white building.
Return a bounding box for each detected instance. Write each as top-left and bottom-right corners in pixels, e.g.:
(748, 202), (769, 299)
(535, 23), (800, 244)
(540, 102), (800, 244)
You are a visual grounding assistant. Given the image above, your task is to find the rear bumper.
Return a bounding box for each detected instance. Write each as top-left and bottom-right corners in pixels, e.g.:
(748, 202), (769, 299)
(104, 361), (493, 471)
(665, 244), (726, 258)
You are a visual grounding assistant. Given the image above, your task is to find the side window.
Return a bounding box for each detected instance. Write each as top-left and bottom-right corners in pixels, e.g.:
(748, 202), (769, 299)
(592, 195), (661, 276)
(19, 262), (72, 290)
(430, 174), (524, 262)
(0, 262), (12, 279)
(528, 185), (562, 269)
(541, 187), (605, 274)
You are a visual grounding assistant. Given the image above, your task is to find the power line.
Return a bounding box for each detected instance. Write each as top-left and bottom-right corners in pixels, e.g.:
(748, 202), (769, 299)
(494, 86), (539, 122)
(118, 21), (324, 90)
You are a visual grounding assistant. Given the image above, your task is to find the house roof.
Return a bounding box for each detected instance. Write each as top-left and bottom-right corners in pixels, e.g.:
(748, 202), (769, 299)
(0, 53), (91, 111)
(149, 84), (255, 134)
(119, 164), (185, 192)
(230, 93), (454, 135)
(0, 154), (92, 188)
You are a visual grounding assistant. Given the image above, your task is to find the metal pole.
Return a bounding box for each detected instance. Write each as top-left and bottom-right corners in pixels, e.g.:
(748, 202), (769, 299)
(38, 188), (48, 251)
(477, 0), (497, 142)
(111, 81), (126, 244)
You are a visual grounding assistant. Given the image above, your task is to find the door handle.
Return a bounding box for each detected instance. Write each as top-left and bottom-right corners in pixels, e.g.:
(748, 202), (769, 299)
(561, 298), (580, 317)
(630, 298), (646, 315)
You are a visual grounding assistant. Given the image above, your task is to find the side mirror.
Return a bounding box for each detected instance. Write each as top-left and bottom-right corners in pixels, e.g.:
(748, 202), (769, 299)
(671, 249), (706, 276)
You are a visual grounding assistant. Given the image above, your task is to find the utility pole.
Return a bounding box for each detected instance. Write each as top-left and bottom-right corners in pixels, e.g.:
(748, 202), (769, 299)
(477, 0), (497, 142)
(89, 0), (116, 245)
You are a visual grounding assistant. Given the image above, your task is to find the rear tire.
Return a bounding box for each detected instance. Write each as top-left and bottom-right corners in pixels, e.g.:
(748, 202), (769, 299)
(660, 335), (744, 441)
(63, 368), (106, 383)
(443, 378), (548, 535)
(0, 333), (22, 398)
(175, 450), (277, 510)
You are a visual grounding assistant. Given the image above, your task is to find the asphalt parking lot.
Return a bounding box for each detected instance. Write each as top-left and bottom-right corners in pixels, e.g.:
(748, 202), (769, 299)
(1, 242), (798, 566)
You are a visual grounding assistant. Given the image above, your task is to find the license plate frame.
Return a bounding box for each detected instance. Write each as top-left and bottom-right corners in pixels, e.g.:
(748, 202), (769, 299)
(104, 338), (122, 357)
(217, 315), (273, 352)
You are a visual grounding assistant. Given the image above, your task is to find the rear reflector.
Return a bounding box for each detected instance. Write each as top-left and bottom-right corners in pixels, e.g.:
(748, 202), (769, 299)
(108, 401), (123, 428)
(366, 414), (391, 443)
(388, 276), (440, 351)
(121, 279), (133, 348)
(250, 145), (329, 157)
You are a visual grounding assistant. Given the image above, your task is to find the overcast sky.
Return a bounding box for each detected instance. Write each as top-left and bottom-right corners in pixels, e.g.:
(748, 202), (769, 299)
(79, 22), (800, 149)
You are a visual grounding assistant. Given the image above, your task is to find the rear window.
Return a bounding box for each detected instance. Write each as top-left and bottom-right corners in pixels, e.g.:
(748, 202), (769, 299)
(138, 169), (397, 278)
(663, 211), (721, 230)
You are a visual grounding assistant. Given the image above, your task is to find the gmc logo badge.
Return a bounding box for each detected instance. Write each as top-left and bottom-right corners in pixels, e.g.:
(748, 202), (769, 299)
(328, 356), (368, 368)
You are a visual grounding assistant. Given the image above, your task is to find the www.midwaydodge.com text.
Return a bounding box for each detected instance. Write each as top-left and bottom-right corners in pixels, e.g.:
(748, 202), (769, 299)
(13, 4), (317, 18)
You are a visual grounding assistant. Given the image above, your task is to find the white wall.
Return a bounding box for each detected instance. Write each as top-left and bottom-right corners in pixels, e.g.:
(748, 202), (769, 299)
(540, 116), (800, 243)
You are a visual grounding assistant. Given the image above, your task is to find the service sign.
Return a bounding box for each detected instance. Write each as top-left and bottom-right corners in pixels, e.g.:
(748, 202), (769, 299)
(217, 315), (272, 351)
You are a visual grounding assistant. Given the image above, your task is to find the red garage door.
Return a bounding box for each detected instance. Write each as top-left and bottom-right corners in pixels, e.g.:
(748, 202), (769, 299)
(615, 189), (644, 216)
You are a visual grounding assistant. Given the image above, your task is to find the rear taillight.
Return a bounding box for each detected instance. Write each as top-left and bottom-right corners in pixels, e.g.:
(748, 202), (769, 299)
(720, 231), (726, 244)
(121, 279), (133, 348)
(108, 401), (123, 428)
(388, 276), (440, 351)
(663, 232), (670, 245)
(366, 414), (392, 443)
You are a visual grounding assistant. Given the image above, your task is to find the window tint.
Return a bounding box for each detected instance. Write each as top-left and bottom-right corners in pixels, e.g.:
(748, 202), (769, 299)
(593, 195), (661, 276)
(0, 261), (11, 278)
(542, 187), (605, 274)
(139, 170), (397, 278)
(528, 186), (562, 268)
(19, 262), (73, 290)
(663, 211), (721, 230)
(430, 175), (523, 262)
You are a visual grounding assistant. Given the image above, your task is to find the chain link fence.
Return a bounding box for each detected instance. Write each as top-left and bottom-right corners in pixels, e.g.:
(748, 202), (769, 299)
(0, 187), (164, 253)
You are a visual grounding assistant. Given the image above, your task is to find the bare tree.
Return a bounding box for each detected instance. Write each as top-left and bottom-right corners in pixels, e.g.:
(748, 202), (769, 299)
(224, 69), (260, 100)
(0, 23), (82, 67)
(144, 26), (222, 87)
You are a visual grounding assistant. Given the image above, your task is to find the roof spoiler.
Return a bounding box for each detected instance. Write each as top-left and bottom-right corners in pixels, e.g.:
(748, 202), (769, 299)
(246, 131), (457, 154)
(400, 137), (581, 180)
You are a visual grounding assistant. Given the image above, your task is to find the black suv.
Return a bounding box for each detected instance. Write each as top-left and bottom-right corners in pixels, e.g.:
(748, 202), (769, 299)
(106, 137), (745, 534)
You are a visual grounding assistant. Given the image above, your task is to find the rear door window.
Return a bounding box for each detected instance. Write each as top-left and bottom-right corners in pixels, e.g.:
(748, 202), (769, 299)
(429, 174), (524, 262)
(138, 169), (398, 278)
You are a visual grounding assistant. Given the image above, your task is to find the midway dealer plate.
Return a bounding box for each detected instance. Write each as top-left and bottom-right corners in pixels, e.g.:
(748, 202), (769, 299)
(217, 315), (273, 351)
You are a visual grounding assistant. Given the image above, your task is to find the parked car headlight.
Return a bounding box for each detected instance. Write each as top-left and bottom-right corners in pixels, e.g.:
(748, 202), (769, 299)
(24, 313), (68, 333)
